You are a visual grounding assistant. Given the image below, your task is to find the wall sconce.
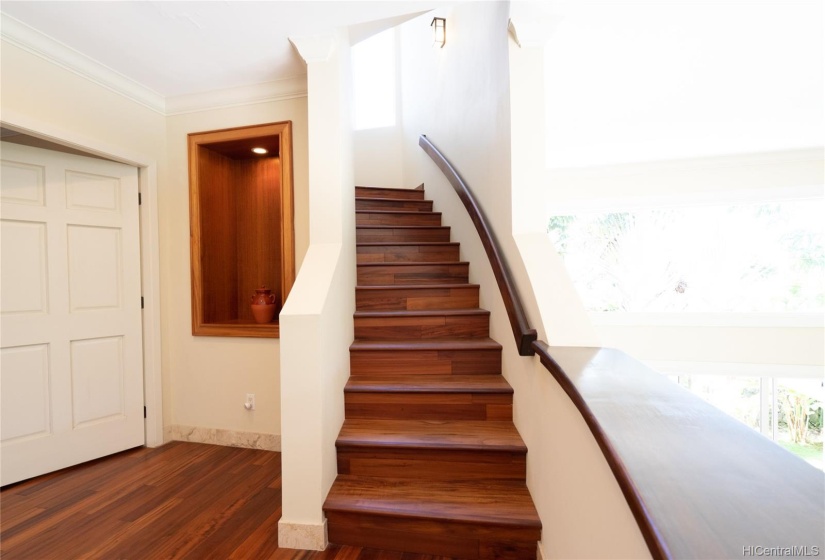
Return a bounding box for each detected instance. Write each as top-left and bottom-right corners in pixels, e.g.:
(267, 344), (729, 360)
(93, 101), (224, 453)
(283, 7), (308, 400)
(431, 17), (446, 48)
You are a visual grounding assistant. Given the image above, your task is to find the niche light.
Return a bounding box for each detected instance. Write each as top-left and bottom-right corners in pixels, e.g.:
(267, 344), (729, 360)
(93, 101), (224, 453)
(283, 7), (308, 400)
(252, 147), (268, 155)
(431, 17), (446, 48)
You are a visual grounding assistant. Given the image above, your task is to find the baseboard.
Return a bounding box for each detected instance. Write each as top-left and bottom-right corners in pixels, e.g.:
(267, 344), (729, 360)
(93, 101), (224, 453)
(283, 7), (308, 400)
(278, 519), (328, 550)
(164, 424), (280, 451)
(537, 540), (547, 560)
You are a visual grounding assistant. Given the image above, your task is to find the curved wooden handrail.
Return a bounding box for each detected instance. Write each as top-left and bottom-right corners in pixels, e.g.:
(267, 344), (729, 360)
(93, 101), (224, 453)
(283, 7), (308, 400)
(417, 135), (824, 559)
(419, 135), (537, 356)
(533, 342), (824, 560)
(532, 341), (670, 560)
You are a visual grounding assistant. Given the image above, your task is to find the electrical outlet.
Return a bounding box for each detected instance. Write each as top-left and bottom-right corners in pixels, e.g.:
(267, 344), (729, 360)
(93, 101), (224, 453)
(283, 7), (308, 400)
(244, 393), (255, 411)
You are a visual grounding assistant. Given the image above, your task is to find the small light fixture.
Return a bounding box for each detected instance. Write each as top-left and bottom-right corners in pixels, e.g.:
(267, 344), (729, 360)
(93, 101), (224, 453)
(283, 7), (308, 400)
(252, 147), (268, 155)
(431, 17), (446, 48)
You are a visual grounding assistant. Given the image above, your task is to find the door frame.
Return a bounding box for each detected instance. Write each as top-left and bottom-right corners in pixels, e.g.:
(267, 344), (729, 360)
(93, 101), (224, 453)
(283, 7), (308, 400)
(1, 110), (164, 447)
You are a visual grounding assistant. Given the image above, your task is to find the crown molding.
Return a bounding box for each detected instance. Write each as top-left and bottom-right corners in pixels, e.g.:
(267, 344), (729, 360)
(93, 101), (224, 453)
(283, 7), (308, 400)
(164, 77), (308, 116)
(1, 13), (166, 115)
(1, 13), (309, 117)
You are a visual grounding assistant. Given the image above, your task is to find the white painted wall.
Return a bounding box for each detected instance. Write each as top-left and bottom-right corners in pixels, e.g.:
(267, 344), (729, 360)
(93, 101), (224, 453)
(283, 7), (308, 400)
(394, 3), (649, 558)
(544, 1), (824, 168)
(0, 42), (166, 160)
(279, 31), (355, 550)
(353, 127), (404, 188)
(163, 99), (309, 440)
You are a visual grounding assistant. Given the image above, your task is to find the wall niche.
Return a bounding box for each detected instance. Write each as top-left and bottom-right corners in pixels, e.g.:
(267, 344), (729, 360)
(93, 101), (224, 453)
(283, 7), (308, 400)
(188, 122), (295, 338)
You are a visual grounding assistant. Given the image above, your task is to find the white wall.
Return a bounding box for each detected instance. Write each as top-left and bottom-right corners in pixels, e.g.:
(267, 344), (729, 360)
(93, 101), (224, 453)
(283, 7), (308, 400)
(279, 30), (355, 550)
(395, 4), (649, 558)
(0, 42), (166, 160)
(353, 126), (404, 188)
(163, 100), (309, 441)
(543, 1), (823, 168)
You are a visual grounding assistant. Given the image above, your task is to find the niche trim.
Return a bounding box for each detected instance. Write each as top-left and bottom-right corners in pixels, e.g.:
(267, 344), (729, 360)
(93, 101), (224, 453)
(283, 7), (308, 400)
(188, 122), (295, 338)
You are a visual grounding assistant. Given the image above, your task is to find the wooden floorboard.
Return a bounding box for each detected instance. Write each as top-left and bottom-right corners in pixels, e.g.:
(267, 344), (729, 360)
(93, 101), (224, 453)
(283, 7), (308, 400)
(0, 442), (461, 560)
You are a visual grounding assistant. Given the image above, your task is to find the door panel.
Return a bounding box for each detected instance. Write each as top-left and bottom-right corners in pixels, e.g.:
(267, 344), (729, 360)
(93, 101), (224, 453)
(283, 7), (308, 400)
(0, 142), (144, 485)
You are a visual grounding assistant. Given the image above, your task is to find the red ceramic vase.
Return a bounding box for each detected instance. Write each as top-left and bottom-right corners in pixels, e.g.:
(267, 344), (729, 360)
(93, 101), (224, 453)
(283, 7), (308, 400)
(250, 286), (278, 324)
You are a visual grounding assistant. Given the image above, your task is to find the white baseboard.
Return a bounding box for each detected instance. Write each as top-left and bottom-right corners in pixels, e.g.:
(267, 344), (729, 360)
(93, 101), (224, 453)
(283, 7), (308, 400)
(537, 540), (548, 560)
(278, 519), (328, 550)
(164, 424), (280, 451)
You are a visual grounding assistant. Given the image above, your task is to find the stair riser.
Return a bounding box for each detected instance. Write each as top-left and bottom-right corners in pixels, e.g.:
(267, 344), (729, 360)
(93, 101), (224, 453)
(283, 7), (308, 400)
(350, 348), (502, 375)
(356, 286), (480, 311)
(326, 511), (540, 560)
(357, 244), (460, 264)
(337, 447), (526, 480)
(355, 187), (424, 200)
(356, 227), (450, 243)
(358, 264), (469, 286)
(354, 314), (489, 340)
(356, 212), (442, 226)
(355, 199), (433, 212)
(344, 393), (512, 421)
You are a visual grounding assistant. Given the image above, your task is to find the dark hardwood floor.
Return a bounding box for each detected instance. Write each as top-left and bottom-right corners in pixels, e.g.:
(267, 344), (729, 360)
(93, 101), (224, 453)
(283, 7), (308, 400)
(0, 442), (458, 560)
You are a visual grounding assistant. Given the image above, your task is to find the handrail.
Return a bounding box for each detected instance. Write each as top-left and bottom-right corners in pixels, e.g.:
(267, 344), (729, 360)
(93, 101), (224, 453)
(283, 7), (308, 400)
(418, 135), (537, 356)
(417, 136), (824, 560)
(532, 341), (670, 560)
(419, 134), (668, 557)
(533, 343), (824, 560)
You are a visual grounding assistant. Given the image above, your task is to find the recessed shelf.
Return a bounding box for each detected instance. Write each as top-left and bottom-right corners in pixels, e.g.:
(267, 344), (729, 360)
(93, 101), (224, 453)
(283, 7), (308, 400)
(188, 122), (295, 338)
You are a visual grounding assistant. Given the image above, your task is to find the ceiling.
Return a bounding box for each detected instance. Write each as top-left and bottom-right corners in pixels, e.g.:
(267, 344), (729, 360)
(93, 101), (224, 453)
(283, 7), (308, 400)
(0, 1), (446, 99)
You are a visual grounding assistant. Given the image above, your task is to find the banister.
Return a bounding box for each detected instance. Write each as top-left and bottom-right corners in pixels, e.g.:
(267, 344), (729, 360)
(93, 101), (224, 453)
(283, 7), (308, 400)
(418, 134), (537, 356)
(532, 341), (670, 560)
(418, 135), (823, 560)
(533, 342), (824, 560)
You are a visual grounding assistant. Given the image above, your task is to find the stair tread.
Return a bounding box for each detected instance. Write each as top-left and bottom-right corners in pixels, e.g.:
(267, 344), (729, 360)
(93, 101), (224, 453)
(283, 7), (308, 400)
(356, 283), (479, 290)
(354, 308), (489, 318)
(338, 419), (526, 451)
(356, 210), (441, 215)
(356, 186), (422, 192)
(357, 242), (459, 247)
(325, 476), (541, 528)
(355, 197), (430, 203)
(351, 338), (502, 351)
(358, 261), (469, 267)
(356, 225), (448, 229)
(345, 374), (512, 394)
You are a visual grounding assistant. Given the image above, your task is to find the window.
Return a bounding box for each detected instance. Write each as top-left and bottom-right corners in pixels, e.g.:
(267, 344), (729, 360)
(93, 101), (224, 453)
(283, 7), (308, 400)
(548, 198), (824, 314)
(669, 371), (823, 470)
(351, 28), (396, 130)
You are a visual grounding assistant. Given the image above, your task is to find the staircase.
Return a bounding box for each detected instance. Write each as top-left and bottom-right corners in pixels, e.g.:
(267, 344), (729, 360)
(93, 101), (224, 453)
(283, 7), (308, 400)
(323, 186), (541, 559)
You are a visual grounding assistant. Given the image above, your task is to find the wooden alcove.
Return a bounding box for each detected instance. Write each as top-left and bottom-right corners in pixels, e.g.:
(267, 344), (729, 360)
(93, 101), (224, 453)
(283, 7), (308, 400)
(188, 122), (295, 338)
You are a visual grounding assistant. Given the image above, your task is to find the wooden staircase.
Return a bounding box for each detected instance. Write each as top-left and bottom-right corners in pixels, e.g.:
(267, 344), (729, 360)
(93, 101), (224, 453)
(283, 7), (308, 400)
(323, 186), (541, 560)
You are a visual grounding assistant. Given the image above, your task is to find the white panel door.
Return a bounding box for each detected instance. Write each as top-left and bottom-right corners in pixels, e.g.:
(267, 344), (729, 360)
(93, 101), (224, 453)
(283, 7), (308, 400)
(0, 142), (144, 485)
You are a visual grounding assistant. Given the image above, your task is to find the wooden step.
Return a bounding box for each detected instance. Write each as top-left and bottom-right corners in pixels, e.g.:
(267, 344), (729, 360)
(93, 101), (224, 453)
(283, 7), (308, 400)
(355, 186), (424, 200)
(357, 263), (469, 286)
(324, 476), (541, 559)
(355, 197), (434, 212)
(356, 284), (480, 311)
(344, 384), (513, 421)
(350, 338), (502, 376)
(357, 242), (460, 264)
(336, 419), (527, 481)
(356, 211), (442, 227)
(356, 226), (451, 243)
(345, 374), (513, 393)
(354, 309), (489, 340)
